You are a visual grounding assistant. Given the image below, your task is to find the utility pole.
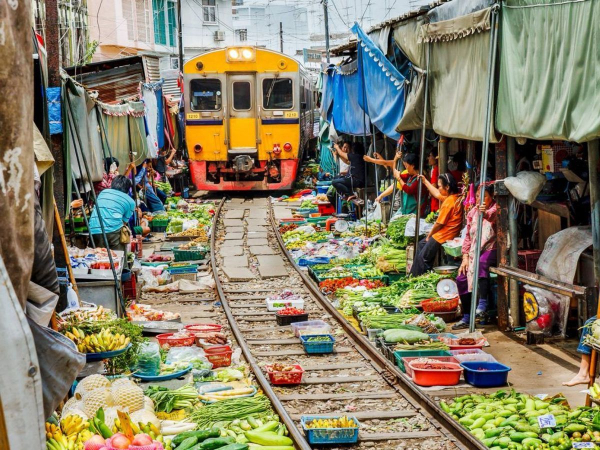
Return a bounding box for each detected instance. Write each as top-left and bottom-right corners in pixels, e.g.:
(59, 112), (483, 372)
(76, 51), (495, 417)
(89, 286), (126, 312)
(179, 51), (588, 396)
(45, 0), (67, 266)
(322, 0), (330, 63)
(279, 22), (283, 53)
(177, 0), (184, 72)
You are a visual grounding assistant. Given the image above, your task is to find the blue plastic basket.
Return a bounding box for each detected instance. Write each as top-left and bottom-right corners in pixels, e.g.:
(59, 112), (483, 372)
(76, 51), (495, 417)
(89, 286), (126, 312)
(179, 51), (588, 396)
(461, 361), (511, 387)
(300, 334), (335, 354)
(167, 264), (197, 274)
(297, 256), (334, 267)
(301, 415), (359, 445)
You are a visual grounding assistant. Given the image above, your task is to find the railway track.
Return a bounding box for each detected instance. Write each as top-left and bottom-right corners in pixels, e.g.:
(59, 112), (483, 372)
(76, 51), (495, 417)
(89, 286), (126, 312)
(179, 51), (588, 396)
(205, 196), (483, 450)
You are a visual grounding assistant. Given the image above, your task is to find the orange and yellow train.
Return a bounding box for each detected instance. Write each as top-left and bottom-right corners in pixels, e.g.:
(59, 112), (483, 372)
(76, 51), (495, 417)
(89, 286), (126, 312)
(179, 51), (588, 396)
(183, 46), (317, 191)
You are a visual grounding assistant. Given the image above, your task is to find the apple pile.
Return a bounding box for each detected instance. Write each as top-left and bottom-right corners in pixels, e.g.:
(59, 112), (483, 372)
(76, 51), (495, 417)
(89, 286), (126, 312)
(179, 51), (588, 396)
(85, 433), (164, 450)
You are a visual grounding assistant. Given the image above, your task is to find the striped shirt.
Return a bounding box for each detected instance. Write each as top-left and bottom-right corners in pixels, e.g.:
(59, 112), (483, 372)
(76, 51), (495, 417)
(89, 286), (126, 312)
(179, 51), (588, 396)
(88, 189), (136, 235)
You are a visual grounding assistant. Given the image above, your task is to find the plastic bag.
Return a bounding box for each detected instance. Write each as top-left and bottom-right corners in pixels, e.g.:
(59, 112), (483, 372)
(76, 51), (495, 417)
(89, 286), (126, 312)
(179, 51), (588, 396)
(295, 225), (316, 234)
(136, 342), (161, 376)
(366, 202), (382, 221)
(504, 171), (546, 205)
(523, 285), (568, 337)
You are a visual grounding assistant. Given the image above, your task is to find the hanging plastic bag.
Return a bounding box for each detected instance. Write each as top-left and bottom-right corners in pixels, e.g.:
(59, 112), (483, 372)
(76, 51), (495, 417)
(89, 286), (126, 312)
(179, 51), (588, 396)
(366, 202), (382, 221)
(504, 171), (546, 205)
(523, 285), (568, 336)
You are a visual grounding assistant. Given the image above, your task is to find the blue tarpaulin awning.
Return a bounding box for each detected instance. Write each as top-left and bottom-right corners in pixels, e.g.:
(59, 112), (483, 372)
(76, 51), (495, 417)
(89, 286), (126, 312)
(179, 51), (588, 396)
(353, 23), (405, 140)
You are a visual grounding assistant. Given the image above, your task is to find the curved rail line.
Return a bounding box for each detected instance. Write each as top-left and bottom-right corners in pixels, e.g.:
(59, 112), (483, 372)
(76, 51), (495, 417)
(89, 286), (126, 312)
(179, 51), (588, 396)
(208, 196), (480, 449)
(266, 199), (486, 450)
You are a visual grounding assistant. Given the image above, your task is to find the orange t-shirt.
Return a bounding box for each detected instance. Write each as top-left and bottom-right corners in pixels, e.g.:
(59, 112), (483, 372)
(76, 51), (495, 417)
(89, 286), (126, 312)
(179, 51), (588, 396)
(432, 194), (464, 244)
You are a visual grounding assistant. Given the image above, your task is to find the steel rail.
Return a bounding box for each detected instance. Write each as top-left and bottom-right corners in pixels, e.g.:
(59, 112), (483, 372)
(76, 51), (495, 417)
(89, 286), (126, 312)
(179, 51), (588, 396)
(210, 197), (312, 450)
(267, 198), (485, 450)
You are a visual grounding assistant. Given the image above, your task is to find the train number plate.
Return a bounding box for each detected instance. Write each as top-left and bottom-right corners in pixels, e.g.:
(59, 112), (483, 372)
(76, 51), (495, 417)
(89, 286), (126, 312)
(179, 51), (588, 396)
(284, 111), (298, 118)
(187, 113), (201, 120)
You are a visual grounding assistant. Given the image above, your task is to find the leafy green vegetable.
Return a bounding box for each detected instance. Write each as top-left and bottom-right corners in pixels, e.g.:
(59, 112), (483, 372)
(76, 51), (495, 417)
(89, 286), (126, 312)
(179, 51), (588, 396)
(145, 384), (199, 413)
(386, 215), (413, 248)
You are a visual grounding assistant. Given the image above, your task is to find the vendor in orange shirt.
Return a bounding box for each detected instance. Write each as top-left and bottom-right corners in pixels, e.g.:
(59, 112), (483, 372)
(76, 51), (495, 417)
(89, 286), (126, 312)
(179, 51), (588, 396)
(410, 173), (463, 276)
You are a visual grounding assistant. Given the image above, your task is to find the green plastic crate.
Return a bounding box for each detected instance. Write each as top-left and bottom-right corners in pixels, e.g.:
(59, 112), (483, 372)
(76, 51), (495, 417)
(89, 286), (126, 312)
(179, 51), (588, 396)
(173, 247), (208, 262)
(394, 349), (452, 372)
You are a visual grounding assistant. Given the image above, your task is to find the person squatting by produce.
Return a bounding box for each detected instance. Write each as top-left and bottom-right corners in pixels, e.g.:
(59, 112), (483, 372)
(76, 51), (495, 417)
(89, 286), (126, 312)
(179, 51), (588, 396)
(410, 173), (463, 276)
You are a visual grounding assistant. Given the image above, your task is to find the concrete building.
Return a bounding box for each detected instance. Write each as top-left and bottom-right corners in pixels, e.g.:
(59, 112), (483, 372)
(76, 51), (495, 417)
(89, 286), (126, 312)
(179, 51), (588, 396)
(181, 0), (235, 58)
(87, 0), (179, 63)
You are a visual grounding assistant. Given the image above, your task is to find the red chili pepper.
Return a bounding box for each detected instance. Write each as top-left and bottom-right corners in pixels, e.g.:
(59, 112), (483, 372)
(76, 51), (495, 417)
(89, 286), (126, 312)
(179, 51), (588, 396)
(279, 307), (306, 315)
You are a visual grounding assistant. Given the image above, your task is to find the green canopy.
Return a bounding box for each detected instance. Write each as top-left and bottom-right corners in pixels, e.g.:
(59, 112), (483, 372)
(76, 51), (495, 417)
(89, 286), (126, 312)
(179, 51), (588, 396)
(496, 0), (600, 143)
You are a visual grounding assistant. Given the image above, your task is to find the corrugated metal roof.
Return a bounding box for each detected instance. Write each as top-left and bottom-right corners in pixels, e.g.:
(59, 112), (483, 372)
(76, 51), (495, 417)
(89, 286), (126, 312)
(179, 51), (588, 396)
(65, 57), (146, 104)
(160, 68), (181, 97)
(143, 56), (161, 82)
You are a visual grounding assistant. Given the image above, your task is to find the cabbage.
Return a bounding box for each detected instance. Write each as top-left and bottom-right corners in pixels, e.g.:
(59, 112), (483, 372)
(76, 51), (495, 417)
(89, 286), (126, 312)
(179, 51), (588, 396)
(216, 369), (244, 382)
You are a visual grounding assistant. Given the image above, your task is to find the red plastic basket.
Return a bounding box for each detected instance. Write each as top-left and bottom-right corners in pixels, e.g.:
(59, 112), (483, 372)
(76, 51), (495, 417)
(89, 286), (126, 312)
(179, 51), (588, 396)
(156, 333), (195, 349)
(518, 250), (542, 273)
(122, 273), (137, 300)
(408, 361), (463, 387)
(205, 345), (233, 368)
(421, 297), (459, 313)
(265, 364), (304, 385)
(185, 324), (222, 335)
(402, 356), (460, 378)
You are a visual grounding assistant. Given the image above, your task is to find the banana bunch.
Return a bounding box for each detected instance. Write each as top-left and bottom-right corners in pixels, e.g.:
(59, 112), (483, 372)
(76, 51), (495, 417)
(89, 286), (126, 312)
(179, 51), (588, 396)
(139, 421), (162, 440)
(590, 382), (600, 399)
(63, 327), (130, 353)
(60, 415), (89, 437)
(305, 416), (357, 429)
(46, 433), (77, 450)
(45, 421), (63, 441)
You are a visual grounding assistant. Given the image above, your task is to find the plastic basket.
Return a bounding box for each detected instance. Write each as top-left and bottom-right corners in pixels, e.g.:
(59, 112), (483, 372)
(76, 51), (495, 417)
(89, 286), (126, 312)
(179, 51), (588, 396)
(291, 320), (331, 337)
(185, 324), (222, 335)
(204, 345), (233, 368)
(266, 364), (304, 385)
(173, 247), (208, 262)
(150, 224), (168, 233)
(276, 312), (309, 326)
(449, 348), (497, 363)
(318, 203), (335, 215)
(167, 264), (197, 274)
(442, 243), (463, 258)
(156, 333), (195, 350)
(409, 361), (463, 387)
(300, 334), (335, 354)
(461, 361), (511, 387)
(266, 298), (305, 312)
(403, 356), (460, 378)
(421, 297), (459, 313)
(367, 328), (382, 341)
(394, 349), (452, 372)
(518, 250), (542, 273)
(301, 415), (359, 445)
(297, 256), (334, 267)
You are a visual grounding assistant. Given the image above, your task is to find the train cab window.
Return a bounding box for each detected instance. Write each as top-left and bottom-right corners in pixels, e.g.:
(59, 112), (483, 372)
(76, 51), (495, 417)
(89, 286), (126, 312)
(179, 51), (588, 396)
(190, 79), (222, 111)
(262, 78), (293, 110)
(232, 82), (251, 110)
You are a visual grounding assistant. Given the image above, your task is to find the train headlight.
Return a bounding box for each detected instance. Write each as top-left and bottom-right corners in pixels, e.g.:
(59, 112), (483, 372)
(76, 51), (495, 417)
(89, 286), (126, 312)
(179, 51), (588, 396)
(228, 49), (240, 60)
(242, 48), (253, 60)
(283, 142), (293, 152)
(226, 47), (256, 62)
(194, 144), (203, 153)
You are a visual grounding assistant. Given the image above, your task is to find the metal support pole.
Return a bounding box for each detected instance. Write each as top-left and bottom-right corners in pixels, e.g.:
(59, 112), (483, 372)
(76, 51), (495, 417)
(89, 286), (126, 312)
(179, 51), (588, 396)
(280, 22), (284, 53)
(469, 7), (499, 333)
(586, 139), (600, 406)
(415, 43), (430, 243)
(177, 0), (184, 71)
(71, 173), (95, 248)
(322, 0), (331, 63)
(439, 137), (448, 174)
(467, 140), (475, 183)
(507, 136), (520, 327)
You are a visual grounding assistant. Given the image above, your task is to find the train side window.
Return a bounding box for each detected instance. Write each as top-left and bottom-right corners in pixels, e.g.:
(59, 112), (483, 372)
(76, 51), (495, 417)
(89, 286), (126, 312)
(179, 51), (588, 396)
(190, 79), (222, 111)
(232, 81), (251, 111)
(262, 78), (293, 110)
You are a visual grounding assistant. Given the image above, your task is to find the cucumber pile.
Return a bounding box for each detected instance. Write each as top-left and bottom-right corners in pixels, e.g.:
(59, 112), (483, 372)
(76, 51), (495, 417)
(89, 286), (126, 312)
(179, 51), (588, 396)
(441, 390), (600, 449)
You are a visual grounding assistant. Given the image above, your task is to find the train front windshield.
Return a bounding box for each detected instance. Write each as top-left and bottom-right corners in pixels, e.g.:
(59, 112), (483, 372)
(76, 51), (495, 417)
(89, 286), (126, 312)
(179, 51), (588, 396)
(190, 79), (222, 111)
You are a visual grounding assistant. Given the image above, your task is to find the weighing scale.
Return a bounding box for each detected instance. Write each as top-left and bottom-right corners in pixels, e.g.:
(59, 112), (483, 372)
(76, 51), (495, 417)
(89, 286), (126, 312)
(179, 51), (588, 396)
(329, 213), (350, 234)
(437, 278), (459, 299)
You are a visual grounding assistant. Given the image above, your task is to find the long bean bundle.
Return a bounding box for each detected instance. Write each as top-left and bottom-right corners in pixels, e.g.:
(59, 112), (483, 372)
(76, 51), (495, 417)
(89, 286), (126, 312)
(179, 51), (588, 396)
(187, 395), (273, 429)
